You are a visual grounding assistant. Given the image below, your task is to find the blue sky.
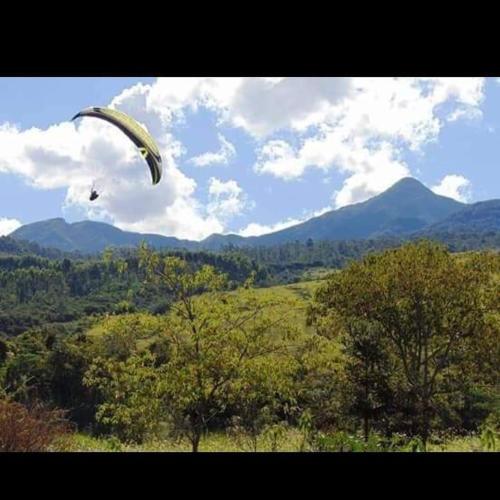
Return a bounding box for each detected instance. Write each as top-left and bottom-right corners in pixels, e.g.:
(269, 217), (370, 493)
(0, 77), (498, 239)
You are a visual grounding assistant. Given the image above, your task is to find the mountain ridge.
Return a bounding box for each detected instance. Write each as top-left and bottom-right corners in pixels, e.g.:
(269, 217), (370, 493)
(9, 178), (498, 253)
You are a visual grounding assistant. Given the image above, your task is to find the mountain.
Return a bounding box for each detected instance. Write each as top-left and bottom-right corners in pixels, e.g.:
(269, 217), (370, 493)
(417, 199), (500, 235)
(200, 233), (248, 251)
(10, 178), (485, 253)
(11, 218), (197, 254)
(211, 177), (466, 248)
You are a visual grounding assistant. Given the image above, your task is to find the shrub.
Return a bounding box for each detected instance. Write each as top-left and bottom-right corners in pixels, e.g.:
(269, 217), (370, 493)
(0, 398), (70, 452)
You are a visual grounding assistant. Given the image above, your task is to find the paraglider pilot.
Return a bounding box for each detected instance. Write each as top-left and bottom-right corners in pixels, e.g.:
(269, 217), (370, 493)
(89, 183), (99, 201)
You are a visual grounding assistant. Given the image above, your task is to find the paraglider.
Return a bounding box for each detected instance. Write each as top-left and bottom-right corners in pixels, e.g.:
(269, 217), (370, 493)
(71, 107), (163, 201)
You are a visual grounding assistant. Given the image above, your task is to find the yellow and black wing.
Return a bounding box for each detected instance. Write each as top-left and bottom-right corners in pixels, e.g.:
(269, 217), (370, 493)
(72, 107), (162, 185)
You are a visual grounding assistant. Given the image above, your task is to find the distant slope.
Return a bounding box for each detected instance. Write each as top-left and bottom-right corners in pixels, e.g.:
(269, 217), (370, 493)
(417, 199), (500, 234)
(199, 233), (248, 251)
(0, 234), (73, 259)
(9, 178), (481, 253)
(11, 218), (197, 254)
(217, 177), (465, 247)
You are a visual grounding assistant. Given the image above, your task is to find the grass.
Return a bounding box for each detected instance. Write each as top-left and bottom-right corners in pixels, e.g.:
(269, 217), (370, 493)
(300, 267), (338, 282)
(64, 429), (494, 452)
(66, 429), (305, 452)
(427, 435), (486, 452)
(255, 278), (323, 303)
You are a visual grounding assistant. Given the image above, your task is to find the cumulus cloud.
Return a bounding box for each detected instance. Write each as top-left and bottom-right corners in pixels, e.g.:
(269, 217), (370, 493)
(0, 77), (486, 240)
(431, 174), (471, 202)
(207, 177), (248, 221)
(0, 217), (22, 236)
(0, 80), (244, 241)
(0, 118), (220, 240)
(238, 206), (330, 237)
(226, 77), (353, 136)
(238, 218), (304, 237)
(122, 77), (354, 138)
(251, 77), (485, 206)
(447, 106), (483, 123)
(190, 134), (236, 167)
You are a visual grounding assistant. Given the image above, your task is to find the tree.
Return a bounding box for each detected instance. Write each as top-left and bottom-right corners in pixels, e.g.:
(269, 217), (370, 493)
(309, 241), (498, 448)
(340, 319), (395, 441)
(139, 247), (300, 451)
(227, 354), (297, 451)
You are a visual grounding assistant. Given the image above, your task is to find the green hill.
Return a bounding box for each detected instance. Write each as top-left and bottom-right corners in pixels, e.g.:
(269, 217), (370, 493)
(11, 218), (197, 253)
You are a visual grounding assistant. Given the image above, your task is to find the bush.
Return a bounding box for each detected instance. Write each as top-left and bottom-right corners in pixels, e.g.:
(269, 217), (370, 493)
(0, 398), (70, 452)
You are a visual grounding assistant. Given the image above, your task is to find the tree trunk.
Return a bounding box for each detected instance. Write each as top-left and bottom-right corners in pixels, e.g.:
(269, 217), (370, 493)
(363, 363), (370, 442)
(421, 398), (430, 451)
(191, 433), (200, 453)
(422, 326), (429, 451)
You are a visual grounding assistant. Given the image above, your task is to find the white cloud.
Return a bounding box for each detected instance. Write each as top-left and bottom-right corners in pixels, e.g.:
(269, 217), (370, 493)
(254, 140), (304, 180)
(190, 134), (236, 167)
(132, 77), (354, 138)
(238, 218), (305, 237)
(255, 135), (411, 207)
(207, 178), (248, 221)
(118, 197), (225, 241)
(226, 77), (354, 136)
(0, 217), (22, 236)
(238, 206), (330, 237)
(0, 118), (220, 240)
(447, 106), (483, 123)
(0, 79), (247, 241)
(0, 77), (485, 240)
(431, 174), (471, 202)
(252, 77), (485, 207)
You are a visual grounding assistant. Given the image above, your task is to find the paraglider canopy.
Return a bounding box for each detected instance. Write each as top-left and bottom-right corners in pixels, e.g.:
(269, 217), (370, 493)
(72, 106), (163, 185)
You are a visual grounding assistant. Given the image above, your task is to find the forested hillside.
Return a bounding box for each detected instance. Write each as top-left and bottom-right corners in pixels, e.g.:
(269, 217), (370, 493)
(0, 242), (498, 452)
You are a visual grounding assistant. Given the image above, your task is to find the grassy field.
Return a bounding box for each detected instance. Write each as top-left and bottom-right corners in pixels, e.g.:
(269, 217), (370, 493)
(63, 431), (492, 452)
(253, 277), (324, 307)
(65, 430), (305, 452)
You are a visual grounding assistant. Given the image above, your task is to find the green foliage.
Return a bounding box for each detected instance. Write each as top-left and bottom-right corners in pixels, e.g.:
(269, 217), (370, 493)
(309, 241), (500, 448)
(84, 352), (164, 443)
(137, 247), (303, 451)
(478, 412), (499, 451)
(87, 313), (169, 361)
(0, 239), (497, 452)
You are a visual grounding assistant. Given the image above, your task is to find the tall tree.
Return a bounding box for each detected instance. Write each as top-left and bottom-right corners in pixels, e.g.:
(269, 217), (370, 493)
(310, 242), (499, 448)
(139, 247), (300, 451)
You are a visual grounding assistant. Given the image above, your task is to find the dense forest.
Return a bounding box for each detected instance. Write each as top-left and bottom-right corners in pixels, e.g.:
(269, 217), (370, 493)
(1, 230), (498, 339)
(0, 237), (498, 452)
(0, 245), (264, 338)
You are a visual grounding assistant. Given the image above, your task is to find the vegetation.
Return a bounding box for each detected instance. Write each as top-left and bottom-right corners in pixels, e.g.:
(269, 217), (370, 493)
(0, 240), (498, 452)
(0, 398), (70, 452)
(308, 242), (499, 449)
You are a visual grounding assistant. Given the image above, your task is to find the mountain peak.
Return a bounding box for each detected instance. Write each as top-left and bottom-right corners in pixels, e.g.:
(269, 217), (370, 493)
(386, 177), (430, 193)
(45, 217), (66, 223)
